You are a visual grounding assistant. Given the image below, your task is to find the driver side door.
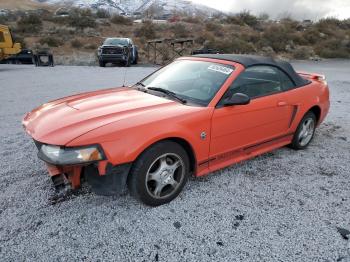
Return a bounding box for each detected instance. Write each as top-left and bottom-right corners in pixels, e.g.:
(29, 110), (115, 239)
(209, 66), (294, 171)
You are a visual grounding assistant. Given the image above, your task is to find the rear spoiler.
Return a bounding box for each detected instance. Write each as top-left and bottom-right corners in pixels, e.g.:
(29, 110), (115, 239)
(298, 71), (327, 84)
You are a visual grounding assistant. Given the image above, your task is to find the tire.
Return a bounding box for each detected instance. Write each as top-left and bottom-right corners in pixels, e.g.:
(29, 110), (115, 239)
(127, 141), (190, 206)
(124, 57), (131, 67)
(99, 60), (105, 67)
(132, 49), (138, 65)
(289, 111), (317, 150)
(49, 55), (54, 67)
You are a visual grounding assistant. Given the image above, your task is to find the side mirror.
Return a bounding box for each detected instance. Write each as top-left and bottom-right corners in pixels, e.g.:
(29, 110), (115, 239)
(223, 93), (250, 106)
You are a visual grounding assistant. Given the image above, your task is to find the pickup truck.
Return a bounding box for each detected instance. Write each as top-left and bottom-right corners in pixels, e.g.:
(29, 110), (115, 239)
(97, 38), (138, 67)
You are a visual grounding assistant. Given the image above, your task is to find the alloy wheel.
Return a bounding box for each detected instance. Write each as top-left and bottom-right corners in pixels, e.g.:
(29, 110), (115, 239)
(145, 153), (185, 199)
(298, 117), (315, 146)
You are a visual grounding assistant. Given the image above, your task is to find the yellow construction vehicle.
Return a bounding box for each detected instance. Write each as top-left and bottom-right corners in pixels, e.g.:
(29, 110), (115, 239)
(0, 24), (21, 61)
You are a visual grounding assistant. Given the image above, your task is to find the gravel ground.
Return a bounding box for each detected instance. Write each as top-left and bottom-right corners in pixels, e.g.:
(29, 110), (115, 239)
(0, 61), (349, 262)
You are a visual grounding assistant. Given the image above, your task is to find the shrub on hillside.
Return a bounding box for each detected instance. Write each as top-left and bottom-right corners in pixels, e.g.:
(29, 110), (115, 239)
(68, 9), (96, 29)
(316, 17), (342, 32)
(40, 36), (63, 47)
(317, 48), (350, 58)
(171, 23), (190, 38)
(16, 14), (42, 33)
(182, 16), (202, 24)
(315, 38), (350, 58)
(71, 39), (83, 48)
(236, 11), (259, 27)
(341, 19), (350, 29)
(205, 22), (222, 32)
(110, 15), (133, 25)
(134, 21), (156, 39)
(292, 46), (314, 59)
(204, 37), (255, 54)
(195, 32), (215, 46)
(315, 17), (350, 35)
(230, 38), (256, 53)
(301, 28), (321, 45)
(262, 25), (290, 52)
(84, 43), (97, 49)
(96, 9), (110, 19)
(225, 11), (258, 27)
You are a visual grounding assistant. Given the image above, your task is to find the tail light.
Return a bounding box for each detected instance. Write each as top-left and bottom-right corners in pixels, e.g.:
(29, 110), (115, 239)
(313, 75), (327, 85)
(298, 72), (327, 85)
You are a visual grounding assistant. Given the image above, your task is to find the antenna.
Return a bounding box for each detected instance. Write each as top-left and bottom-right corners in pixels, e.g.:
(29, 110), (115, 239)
(122, 65), (128, 87)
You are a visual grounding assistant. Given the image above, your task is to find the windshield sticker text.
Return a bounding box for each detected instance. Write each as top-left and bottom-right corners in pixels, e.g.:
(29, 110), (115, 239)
(208, 65), (234, 75)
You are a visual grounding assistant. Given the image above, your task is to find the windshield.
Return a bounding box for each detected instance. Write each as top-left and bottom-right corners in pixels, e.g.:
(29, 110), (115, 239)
(103, 38), (128, 46)
(140, 60), (234, 106)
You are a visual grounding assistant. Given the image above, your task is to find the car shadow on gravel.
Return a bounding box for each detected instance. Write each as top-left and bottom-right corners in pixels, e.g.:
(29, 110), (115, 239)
(48, 120), (347, 207)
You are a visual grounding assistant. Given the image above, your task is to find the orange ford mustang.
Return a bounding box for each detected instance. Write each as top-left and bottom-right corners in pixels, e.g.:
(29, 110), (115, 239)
(23, 55), (330, 206)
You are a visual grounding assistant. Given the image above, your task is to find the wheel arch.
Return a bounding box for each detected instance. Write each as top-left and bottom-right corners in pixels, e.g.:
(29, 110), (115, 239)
(308, 105), (321, 124)
(132, 137), (197, 176)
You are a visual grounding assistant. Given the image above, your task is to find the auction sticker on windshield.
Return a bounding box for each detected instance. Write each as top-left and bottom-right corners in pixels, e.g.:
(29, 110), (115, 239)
(208, 65), (234, 75)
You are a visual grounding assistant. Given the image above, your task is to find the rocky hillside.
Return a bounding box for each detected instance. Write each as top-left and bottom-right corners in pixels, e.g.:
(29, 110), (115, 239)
(1, 2), (350, 65)
(34, 0), (220, 15)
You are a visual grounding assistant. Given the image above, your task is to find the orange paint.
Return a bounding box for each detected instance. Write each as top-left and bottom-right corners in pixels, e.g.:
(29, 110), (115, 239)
(23, 57), (330, 187)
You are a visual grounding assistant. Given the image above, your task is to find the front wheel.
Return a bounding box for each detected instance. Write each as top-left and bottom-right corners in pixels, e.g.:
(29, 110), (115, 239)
(99, 60), (105, 67)
(289, 111), (316, 150)
(127, 141), (189, 206)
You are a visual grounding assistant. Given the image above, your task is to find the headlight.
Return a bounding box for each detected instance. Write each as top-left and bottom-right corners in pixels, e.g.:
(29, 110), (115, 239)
(38, 144), (105, 165)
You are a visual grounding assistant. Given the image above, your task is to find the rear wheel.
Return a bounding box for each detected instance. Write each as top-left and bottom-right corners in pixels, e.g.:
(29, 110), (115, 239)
(289, 111), (316, 150)
(127, 141), (189, 206)
(132, 50), (138, 64)
(124, 56), (131, 67)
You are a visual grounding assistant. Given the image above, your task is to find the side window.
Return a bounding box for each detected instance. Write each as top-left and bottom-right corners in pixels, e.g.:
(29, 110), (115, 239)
(219, 66), (295, 105)
(278, 70), (295, 90)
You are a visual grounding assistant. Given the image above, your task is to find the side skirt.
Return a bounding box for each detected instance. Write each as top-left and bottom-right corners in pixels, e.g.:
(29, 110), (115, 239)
(197, 133), (294, 176)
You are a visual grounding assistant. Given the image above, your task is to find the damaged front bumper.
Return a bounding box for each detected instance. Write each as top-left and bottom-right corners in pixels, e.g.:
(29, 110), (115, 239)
(35, 141), (132, 196)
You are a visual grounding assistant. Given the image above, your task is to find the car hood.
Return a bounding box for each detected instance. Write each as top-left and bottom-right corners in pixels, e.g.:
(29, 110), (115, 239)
(101, 44), (125, 48)
(23, 88), (188, 145)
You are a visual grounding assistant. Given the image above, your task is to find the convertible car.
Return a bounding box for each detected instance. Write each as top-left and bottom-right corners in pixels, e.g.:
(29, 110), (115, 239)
(23, 54), (330, 206)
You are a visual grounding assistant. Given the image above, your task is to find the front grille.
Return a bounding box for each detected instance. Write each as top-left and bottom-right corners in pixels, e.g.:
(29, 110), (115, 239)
(102, 47), (124, 54)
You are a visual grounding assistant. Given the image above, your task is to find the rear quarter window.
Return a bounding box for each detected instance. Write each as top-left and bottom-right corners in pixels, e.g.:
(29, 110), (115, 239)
(278, 69), (296, 91)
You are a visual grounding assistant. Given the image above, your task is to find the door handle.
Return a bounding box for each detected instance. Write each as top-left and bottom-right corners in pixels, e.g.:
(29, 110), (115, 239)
(277, 101), (287, 107)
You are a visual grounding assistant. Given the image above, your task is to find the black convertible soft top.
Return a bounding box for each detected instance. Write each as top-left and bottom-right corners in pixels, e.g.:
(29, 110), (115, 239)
(192, 54), (310, 87)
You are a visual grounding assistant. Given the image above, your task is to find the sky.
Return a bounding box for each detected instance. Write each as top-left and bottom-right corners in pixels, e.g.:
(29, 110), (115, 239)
(191, 0), (350, 20)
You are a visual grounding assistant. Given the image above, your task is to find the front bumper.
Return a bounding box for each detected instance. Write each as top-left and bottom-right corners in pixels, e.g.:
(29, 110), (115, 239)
(85, 163), (132, 195)
(34, 139), (131, 195)
(98, 54), (127, 62)
(46, 161), (132, 196)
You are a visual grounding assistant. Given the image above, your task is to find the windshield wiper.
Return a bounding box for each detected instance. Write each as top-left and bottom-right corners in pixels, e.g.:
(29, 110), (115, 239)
(147, 87), (187, 104)
(133, 82), (148, 92)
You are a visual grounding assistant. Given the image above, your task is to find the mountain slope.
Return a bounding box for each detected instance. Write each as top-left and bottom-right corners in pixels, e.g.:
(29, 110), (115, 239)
(34, 0), (220, 15)
(0, 0), (53, 10)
